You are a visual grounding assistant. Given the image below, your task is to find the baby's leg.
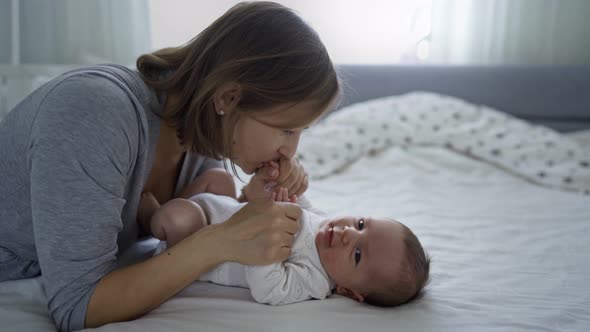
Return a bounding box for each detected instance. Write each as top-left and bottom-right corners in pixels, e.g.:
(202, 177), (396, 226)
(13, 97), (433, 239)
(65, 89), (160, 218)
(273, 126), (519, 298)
(177, 168), (236, 199)
(150, 198), (208, 247)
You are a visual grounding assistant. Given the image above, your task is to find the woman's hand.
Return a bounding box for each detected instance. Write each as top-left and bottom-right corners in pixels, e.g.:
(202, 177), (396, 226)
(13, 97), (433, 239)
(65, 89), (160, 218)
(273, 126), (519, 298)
(218, 200), (302, 265)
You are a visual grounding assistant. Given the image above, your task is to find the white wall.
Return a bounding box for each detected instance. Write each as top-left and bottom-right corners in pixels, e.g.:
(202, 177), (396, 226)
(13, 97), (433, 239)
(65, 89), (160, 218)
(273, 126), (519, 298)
(148, 0), (431, 64)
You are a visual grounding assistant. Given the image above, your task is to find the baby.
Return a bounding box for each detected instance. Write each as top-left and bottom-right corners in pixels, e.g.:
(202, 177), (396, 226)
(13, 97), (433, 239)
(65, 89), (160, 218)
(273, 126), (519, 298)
(137, 167), (236, 244)
(143, 166), (430, 307)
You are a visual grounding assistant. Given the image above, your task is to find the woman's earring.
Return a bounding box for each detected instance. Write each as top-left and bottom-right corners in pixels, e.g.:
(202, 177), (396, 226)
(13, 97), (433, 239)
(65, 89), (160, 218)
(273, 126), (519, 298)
(217, 109), (225, 116)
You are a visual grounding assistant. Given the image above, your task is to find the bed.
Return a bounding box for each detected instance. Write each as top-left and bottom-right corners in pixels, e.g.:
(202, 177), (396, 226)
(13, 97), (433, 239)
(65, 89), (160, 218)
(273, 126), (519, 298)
(1, 65), (589, 332)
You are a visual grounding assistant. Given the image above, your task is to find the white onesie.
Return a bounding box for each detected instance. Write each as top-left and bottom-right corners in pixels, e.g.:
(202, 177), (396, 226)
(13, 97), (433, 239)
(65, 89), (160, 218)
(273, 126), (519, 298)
(156, 193), (335, 305)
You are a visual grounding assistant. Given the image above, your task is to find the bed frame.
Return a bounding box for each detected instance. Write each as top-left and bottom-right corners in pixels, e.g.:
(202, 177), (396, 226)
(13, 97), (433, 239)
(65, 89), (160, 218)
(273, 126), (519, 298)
(335, 65), (590, 132)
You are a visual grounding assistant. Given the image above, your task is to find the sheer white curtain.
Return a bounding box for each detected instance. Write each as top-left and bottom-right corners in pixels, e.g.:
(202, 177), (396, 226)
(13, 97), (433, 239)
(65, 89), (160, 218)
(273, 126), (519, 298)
(0, 0), (151, 117)
(428, 0), (590, 64)
(19, 0), (151, 65)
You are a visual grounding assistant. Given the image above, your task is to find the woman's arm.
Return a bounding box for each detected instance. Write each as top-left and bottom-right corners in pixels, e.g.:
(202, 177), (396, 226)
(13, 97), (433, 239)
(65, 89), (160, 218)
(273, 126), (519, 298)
(29, 75), (145, 332)
(87, 200), (302, 327)
(85, 223), (224, 327)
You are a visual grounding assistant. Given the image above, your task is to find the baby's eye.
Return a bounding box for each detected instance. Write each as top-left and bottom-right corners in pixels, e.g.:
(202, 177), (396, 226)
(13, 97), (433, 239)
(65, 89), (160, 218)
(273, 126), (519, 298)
(355, 248), (362, 266)
(283, 130), (296, 136)
(357, 218), (365, 230)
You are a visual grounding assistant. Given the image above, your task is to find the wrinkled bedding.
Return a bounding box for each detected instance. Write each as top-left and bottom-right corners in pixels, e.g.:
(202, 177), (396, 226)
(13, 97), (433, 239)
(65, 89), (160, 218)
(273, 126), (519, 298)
(299, 92), (590, 194)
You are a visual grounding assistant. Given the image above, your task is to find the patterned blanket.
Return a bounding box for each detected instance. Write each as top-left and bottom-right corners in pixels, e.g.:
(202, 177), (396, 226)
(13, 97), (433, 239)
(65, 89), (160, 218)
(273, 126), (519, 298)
(298, 92), (590, 195)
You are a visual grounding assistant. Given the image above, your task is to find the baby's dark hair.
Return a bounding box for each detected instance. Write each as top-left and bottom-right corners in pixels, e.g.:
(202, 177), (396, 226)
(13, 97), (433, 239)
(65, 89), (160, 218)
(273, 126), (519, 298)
(365, 223), (430, 307)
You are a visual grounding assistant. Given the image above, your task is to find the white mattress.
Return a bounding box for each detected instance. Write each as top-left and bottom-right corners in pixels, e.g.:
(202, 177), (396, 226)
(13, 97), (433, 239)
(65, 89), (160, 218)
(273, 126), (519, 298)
(1, 130), (589, 332)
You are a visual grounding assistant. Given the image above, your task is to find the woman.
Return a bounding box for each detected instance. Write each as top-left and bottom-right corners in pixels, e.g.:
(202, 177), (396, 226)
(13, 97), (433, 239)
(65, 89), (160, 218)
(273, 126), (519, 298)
(0, 2), (340, 331)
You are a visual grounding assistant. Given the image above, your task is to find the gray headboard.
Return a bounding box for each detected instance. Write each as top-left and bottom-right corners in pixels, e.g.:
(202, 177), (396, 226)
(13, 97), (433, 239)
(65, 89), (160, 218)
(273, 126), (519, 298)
(335, 65), (590, 132)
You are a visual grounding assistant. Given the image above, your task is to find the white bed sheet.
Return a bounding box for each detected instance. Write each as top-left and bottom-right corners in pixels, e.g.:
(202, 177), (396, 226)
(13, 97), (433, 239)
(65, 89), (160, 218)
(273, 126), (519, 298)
(1, 132), (589, 332)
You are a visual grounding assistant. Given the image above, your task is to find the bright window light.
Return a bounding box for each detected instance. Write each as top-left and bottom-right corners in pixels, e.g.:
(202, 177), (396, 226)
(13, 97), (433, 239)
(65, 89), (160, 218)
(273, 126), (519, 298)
(149, 0), (432, 64)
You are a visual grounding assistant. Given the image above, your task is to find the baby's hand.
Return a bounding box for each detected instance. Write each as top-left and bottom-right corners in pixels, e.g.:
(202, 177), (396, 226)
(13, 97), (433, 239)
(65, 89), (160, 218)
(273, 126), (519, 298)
(271, 187), (297, 203)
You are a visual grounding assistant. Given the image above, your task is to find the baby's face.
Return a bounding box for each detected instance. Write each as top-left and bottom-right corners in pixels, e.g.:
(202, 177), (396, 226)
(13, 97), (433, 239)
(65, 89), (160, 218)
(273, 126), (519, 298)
(315, 215), (404, 298)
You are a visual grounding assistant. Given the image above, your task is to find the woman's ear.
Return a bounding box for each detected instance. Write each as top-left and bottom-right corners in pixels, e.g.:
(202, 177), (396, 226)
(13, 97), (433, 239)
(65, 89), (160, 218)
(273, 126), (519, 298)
(214, 82), (241, 115)
(335, 285), (365, 303)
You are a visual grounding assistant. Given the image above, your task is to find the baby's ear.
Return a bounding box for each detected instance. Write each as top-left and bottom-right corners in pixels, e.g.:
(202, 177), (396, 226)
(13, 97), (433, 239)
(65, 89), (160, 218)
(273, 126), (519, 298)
(335, 285), (365, 303)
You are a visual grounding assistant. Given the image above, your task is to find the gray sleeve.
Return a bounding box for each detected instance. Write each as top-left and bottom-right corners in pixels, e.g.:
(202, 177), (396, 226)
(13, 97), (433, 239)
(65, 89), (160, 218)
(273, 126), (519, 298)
(28, 75), (138, 332)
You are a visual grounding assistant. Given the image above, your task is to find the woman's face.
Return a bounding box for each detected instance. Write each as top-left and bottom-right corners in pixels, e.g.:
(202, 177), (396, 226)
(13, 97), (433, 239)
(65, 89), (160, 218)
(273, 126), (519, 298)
(229, 100), (320, 174)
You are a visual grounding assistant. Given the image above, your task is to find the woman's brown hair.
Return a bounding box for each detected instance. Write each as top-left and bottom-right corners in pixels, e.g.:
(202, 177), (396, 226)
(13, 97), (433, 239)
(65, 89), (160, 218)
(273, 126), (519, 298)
(136, 1), (340, 169)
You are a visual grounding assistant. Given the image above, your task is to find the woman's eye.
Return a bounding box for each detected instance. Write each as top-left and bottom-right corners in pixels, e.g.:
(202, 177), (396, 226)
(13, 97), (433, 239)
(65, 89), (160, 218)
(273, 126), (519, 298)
(284, 130), (296, 136)
(357, 219), (364, 230)
(355, 248), (362, 266)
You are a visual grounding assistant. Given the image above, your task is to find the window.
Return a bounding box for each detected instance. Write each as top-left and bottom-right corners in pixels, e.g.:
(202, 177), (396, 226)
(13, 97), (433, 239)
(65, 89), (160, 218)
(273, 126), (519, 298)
(149, 0), (432, 64)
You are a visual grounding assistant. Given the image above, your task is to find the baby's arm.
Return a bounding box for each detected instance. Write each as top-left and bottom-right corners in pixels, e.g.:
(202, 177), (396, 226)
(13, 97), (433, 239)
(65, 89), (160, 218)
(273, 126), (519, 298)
(245, 261), (331, 305)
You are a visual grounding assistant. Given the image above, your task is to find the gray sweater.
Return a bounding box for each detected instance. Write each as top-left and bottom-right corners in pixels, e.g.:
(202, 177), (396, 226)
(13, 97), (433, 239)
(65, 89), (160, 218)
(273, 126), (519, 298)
(0, 64), (222, 331)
